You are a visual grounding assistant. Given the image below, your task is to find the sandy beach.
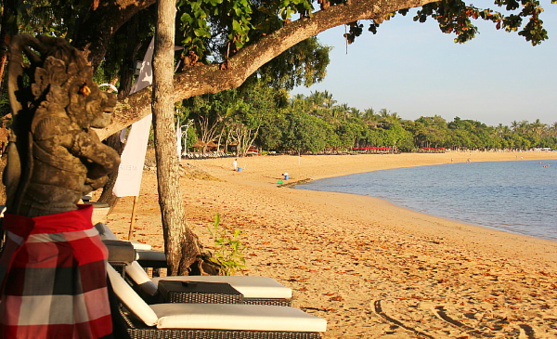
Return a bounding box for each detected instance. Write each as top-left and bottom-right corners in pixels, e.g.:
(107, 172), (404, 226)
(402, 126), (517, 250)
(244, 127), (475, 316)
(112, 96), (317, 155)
(105, 151), (557, 338)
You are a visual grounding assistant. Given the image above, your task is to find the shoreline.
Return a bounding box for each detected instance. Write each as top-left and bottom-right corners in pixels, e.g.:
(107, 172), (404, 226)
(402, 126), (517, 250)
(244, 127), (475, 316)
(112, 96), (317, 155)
(291, 159), (557, 244)
(106, 151), (557, 338)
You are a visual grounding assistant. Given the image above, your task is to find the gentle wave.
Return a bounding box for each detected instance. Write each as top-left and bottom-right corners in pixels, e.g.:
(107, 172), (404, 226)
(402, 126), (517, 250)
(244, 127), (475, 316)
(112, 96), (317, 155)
(296, 159), (557, 241)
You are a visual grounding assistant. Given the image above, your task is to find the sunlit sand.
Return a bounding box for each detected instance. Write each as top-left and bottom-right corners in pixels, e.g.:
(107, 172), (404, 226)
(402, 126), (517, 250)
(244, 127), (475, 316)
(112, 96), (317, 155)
(106, 151), (557, 338)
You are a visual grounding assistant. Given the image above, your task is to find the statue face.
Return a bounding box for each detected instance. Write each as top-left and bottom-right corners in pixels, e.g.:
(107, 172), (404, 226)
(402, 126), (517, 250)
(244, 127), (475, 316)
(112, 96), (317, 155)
(88, 90), (117, 128)
(51, 54), (118, 130)
(76, 79), (117, 129)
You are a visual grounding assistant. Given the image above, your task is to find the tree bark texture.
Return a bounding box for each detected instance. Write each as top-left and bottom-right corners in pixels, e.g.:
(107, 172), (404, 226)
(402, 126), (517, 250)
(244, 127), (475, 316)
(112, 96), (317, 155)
(152, 0), (201, 275)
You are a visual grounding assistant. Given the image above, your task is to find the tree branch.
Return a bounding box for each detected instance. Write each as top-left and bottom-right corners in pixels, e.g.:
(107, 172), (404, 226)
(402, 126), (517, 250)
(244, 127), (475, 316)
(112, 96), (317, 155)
(95, 0), (437, 140)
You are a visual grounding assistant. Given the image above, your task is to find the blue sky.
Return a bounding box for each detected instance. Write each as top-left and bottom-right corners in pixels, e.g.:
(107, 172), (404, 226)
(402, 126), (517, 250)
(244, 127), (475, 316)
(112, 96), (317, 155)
(292, 4), (557, 127)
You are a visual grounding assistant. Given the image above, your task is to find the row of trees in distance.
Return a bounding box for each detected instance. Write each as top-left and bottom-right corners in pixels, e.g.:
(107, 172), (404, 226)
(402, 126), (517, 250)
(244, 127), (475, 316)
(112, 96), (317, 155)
(179, 86), (557, 156)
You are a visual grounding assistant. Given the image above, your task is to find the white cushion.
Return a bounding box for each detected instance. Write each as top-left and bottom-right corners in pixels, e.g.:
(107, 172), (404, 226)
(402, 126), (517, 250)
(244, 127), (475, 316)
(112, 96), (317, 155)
(125, 261), (159, 296)
(150, 303), (327, 332)
(129, 250), (293, 299)
(106, 264), (159, 326)
(130, 241), (152, 250)
(151, 276), (292, 299)
(135, 250), (167, 262)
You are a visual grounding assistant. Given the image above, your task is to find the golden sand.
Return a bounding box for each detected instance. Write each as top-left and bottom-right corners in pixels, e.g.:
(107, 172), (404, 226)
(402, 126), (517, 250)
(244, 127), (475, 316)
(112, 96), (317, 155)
(106, 151), (557, 338)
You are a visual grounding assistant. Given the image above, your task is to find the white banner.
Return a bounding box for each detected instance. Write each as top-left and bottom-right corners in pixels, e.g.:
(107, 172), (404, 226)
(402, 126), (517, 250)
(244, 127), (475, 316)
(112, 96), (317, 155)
(112, 38), (154, 197)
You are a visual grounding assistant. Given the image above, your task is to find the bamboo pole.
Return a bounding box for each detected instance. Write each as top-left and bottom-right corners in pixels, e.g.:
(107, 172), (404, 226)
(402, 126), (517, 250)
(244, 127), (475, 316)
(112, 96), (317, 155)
(127, 195), (140, 240)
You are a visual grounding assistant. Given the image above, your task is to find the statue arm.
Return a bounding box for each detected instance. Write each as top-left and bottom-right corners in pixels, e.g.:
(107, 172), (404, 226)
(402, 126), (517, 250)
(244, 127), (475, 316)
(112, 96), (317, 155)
(34, 115), (117, 176)
(70, 129), (121, 179)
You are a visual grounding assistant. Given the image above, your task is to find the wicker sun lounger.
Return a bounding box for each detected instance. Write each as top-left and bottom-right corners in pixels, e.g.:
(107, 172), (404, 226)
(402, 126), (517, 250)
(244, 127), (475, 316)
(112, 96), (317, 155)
(96, 223), (293, 306)
(107, 264), (326, 339)
(126, 260), (293, 306)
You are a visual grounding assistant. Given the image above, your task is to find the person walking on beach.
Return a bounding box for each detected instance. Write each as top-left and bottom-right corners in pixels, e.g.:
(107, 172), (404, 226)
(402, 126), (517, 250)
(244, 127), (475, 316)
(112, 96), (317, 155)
(233, 158), (238, 171)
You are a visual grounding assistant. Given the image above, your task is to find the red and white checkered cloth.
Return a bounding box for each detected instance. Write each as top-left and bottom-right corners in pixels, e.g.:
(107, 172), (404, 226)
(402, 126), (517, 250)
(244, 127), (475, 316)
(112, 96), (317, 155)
(0, 205), (113, 339)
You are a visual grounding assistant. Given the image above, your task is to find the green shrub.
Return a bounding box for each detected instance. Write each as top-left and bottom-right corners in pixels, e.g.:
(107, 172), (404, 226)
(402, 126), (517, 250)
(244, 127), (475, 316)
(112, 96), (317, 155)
(206, 214), (247, 276)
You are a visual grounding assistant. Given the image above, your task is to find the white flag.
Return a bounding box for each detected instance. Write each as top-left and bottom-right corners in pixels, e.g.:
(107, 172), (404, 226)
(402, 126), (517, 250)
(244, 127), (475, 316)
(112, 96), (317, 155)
(112, 38), (154, 197)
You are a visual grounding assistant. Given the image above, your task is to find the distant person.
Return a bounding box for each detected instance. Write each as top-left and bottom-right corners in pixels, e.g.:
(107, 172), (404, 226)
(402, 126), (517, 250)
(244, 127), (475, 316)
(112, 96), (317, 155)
(282, 172), (289, 180)
(233, 159), (238, 171)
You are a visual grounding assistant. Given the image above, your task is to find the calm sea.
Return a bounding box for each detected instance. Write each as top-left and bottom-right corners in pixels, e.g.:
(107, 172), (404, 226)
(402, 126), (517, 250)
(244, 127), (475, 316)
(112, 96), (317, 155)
(296, 159), (557, 241)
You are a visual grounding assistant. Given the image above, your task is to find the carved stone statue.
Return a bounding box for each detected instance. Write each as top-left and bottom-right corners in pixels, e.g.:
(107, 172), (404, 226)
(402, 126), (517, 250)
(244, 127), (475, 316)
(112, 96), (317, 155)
(3, 34), (120, 217)
(0, 35), (120, 339)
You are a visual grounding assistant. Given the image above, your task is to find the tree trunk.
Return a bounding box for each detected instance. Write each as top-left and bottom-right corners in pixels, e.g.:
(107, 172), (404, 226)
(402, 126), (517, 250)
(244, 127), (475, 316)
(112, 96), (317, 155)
(0, 0), (18, 90)
(152, 0), (201, 275)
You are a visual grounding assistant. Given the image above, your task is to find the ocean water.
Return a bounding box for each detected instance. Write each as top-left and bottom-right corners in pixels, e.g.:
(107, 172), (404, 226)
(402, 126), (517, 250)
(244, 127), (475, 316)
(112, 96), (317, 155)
(296, 159), (557, 241)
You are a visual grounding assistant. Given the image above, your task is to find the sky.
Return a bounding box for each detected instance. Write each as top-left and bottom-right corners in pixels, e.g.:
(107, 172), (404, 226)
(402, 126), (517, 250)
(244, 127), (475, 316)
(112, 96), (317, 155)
(292, 4), (557, 127)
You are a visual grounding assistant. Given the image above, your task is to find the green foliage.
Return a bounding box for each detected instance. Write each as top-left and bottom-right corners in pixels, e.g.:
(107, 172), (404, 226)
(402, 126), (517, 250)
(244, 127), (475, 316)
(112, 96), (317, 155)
(177, 0), (254, 59)
(206, 214), (247, 276)
(215, 90), (557, 153)
(175, 104), (199, 149)
(282, 109), (336, 153)
(253, 37), (331, 90)
(185, 126), (198, 150)
(343, 0), (555, 46)
(7, 0), (99, 38)
(412, 0), (550, 45)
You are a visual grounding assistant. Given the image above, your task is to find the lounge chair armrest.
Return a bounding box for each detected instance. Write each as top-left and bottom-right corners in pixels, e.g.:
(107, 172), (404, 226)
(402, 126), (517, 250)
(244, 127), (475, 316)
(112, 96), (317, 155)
(103, 239), (136, 264)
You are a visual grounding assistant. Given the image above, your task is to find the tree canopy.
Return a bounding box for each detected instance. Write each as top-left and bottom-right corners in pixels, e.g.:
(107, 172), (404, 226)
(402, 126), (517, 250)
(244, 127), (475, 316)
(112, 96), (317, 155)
(1, 0), (554, 139)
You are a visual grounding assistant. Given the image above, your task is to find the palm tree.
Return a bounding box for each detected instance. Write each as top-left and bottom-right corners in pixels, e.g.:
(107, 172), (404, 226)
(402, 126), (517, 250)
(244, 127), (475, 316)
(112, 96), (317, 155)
(361, 108), (379, 129)
(511, 120), (520, 132)
(531, 119), (547, 139)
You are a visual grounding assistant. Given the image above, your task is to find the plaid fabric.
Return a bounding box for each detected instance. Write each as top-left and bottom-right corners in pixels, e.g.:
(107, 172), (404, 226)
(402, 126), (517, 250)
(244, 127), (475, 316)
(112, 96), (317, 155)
(0, 205), (113, 339)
